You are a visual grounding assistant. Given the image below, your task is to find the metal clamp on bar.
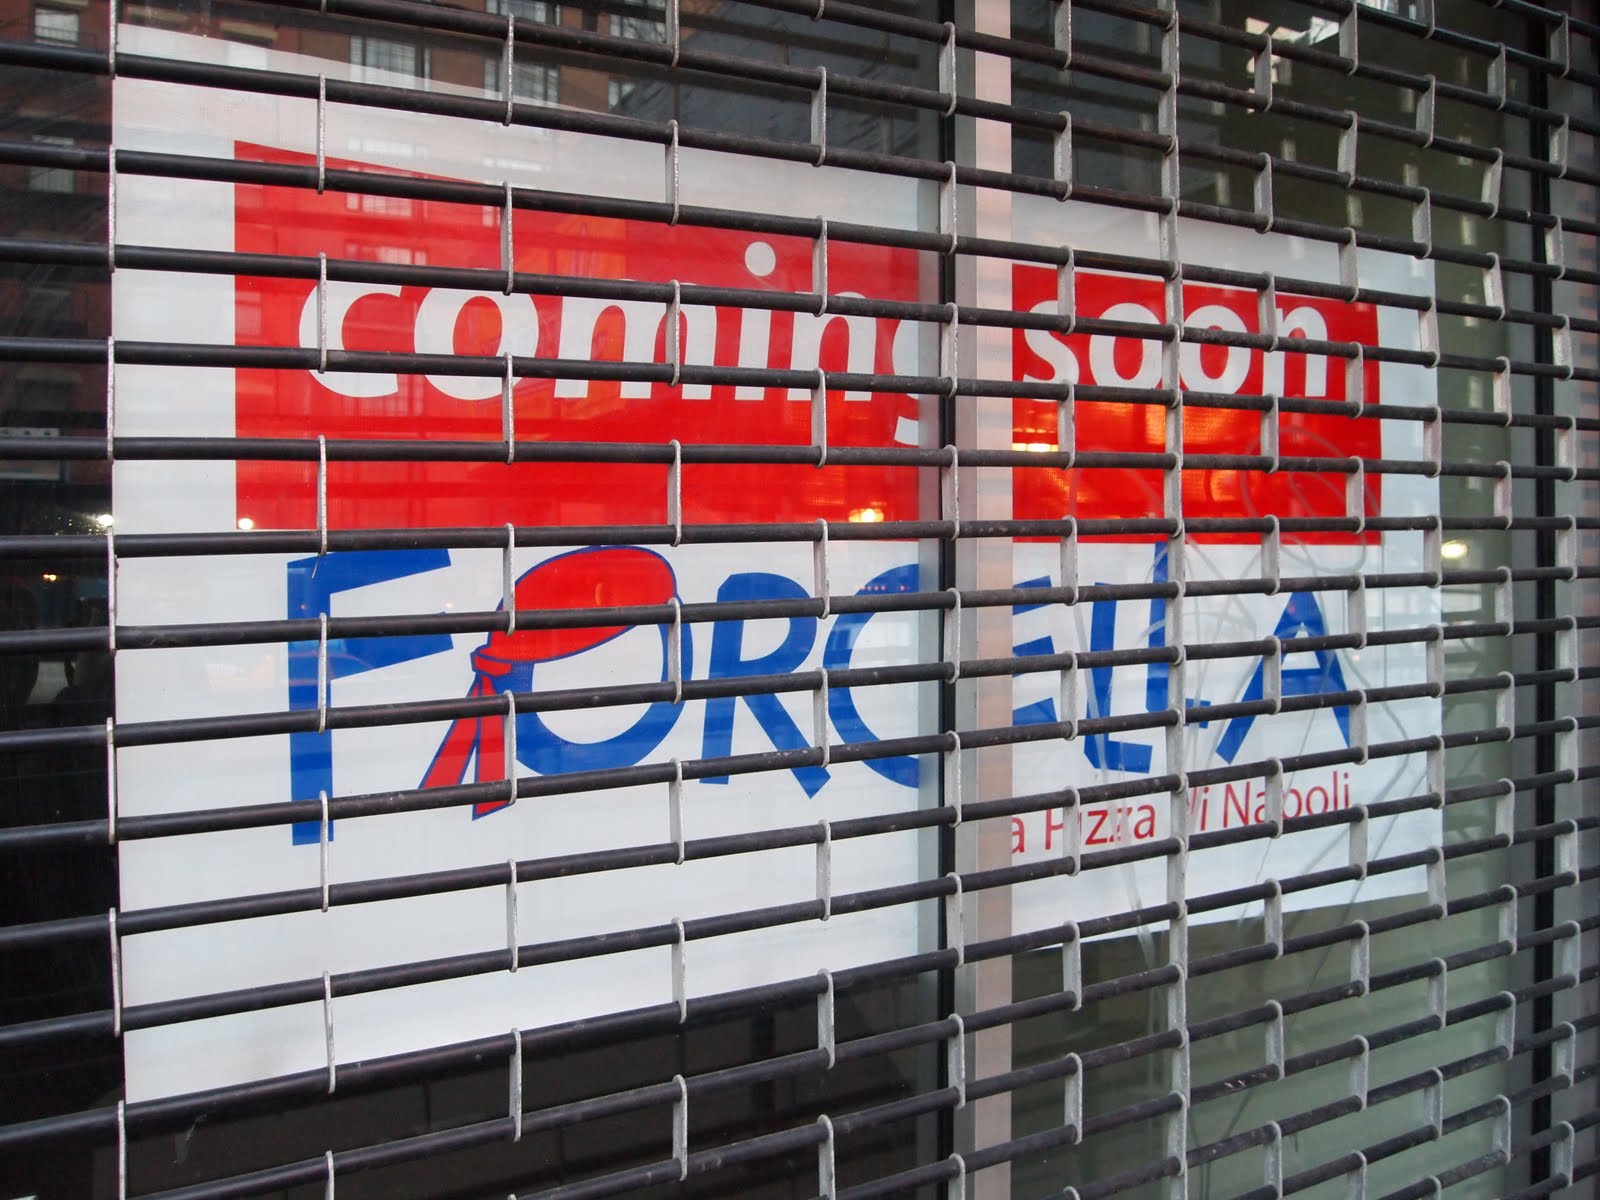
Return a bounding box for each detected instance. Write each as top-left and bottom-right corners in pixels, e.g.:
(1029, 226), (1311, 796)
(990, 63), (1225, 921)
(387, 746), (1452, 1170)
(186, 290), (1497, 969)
(1349, 805), (1370, 879)
(1552, 1121), (1576, 1188)
(108, 908), (123, 1038)
(816, 1113), (835, 1200)
(1350, 923), (1371, 997)
(665, 0), (680, 68)
(322, 970), (337, 1094)
(105, 718), (118, 844)
(503, 692), (518, 807)
(944, 587), (962, 684)
(812, 371), (828, 468)
(1260, 998), (1286, 1088)
(1056, 247), (1076, 336)
(1261, 634), (1282, 721)
(315, 253), (328, 375)
(945, 730), (963, 827)
(116, 1100), (127, 1200)
(1494, 991), (1517, 1057)
(316, 75), (327, 191)
(815, 819), (832, 921)
(1483, 251), (1505, 320)
(1053, 0), (1071, 65)
(1412, 186), (1436, 263)
(666, 280), (682, 387)
(316, 434), (329, 556)
(1425, 850), (1446, 915)
(1263, 1121), (1283, 1199)
(502, 355), (517, 463)
(945, 872), (964, 967)
(1426, 957), (1447, 1024)
(1542, 214), (1568, 281)
(672, 1074), (688, 1180)
(1338, 230), (1360, 301)
(667, 439), (683, 546)
(502, 183), (515, 296)
(810, 220), (829, 314)
(948, 1154), (968, 1200)
(1337, 112), (1358, 184)
(939, 22), (957, 117)
(668, 758), (684, 864)
(1482, 150), (1503, 219)
(810, 67), (828, 166)
(941, 446), (960, 543)
(1492, 561), (1513, 635)
(1553, 1019), (1578, 1082)
(1265, 880), (1284, 957)
(508, 1027), (523, 1141)
(502, 523), (517, 634)
(1493, 778), (1515, 842)
(1338, 3), (1358, 70)
(816, 969), (835, 1068)
(1253, 156), (1274, 232)
(668, 597), (684, 704)
(1349, 1036), (1370, 1110)
(1263, 756), (1284, 834)
(1422, 1067), (1444, 1137)
(1261, 514), (1281, 595)
(1493, 670), (1516, 743)
(319, 792), (331, 913)
(1345, 574), (1367, 654)
(1062, 920), (1081, 1005)
(813, 669), (830, 771)
(1487, 44), (1507, 110)
(316, 613), (330, 734)
(1415, 75), (1435, 148)
(1345, 1151), (1369, 1200)
(1059, 787), (1080, 867)
(664, 120), (680, 225)
(813, 519), (831, 619)
(1063, 1052), (1084, 1137)
(1256, 271), (1278, 343)
(505, 857), (520, 971)
(671, 917), (687, 1023)
(948, 1012), (966, 1108)
(501, 13), (514, 125)
(1553, 314), (1574, 379)
(939, 162), (958, 255)
(107, 148), (118, 271)
(1490, 356), (1511, 424)
(1054, 111), (1073, 199)
(1345, 457), (1366, 537)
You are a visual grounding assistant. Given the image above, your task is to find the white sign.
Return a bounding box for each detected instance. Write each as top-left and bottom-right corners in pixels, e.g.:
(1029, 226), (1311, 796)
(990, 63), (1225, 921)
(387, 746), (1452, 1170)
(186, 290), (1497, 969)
(113, 28), (1438, 1102)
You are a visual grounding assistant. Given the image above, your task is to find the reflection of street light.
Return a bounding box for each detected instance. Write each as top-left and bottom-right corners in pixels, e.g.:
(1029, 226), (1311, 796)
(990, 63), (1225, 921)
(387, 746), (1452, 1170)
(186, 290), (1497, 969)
(1441, 540), (1469, 561)
(41, 573), (57, 582)
(94, 513), (114, 529)
(237, 516), (256, 530)
(849, 507), (883, 523)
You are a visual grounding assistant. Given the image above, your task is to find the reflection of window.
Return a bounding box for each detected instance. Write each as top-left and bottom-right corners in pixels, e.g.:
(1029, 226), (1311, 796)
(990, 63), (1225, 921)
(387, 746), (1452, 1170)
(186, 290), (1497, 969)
(20, 377), (75, 412)
(21, 286), (77, 338)
(611, 0), (665, 41)
(607, 79), (636, 110)
(28, 135), (74, 194)
(350, 35), (422, 78)
(484, 59), (559, 105)
(33, 5), (79, 43)
(485, 0), (557, 21)
(344, 193), (414, 218)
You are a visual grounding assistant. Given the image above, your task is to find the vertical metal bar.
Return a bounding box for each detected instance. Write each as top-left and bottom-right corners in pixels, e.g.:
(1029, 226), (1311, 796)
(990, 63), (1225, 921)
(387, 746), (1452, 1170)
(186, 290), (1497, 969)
(952, 2), (1013, 1194)
(1525, 12), (1560, 1188)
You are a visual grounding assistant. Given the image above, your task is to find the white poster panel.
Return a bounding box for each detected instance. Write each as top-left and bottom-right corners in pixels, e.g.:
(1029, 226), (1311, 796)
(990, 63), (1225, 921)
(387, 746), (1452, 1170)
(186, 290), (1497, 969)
(112, 29), (934, 1102)
(1003, 197), (1441, 934)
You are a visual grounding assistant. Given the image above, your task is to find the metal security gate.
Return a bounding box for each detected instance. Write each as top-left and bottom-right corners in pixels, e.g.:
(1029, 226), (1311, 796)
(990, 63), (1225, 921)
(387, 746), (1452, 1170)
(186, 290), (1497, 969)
(0, 1), (1596, 1198)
